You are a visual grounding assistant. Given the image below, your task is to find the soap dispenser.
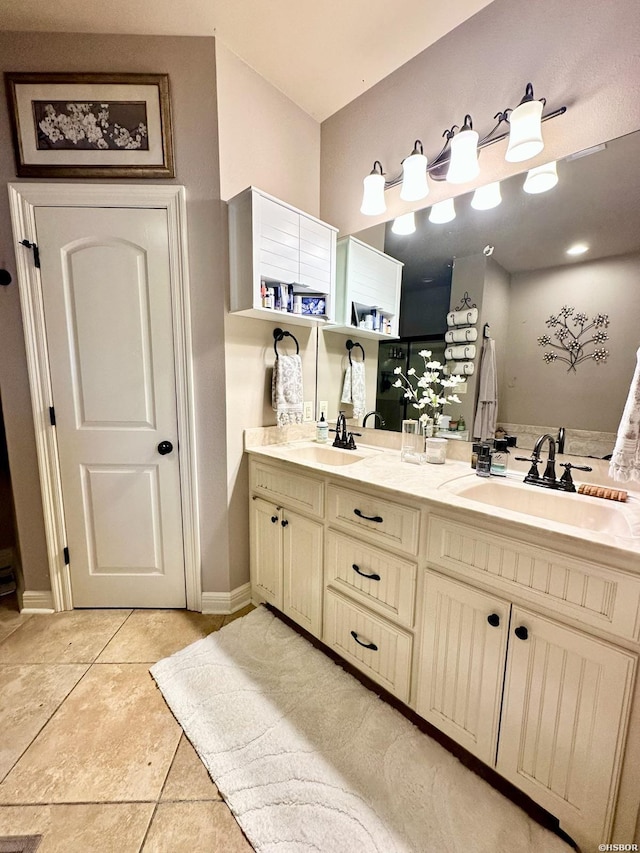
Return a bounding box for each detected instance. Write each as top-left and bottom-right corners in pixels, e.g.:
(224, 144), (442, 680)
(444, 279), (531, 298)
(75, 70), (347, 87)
(316, 412), (329, 444)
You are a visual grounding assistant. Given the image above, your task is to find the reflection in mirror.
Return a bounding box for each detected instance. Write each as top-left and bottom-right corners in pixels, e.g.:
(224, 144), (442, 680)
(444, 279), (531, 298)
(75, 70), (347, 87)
(329, 129), (640, 459)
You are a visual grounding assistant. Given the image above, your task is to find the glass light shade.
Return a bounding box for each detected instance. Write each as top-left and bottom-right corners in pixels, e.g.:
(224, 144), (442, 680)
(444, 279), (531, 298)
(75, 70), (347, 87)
(360, 171), (386, 215)
(506, 99), (544, 162)
(523, 161), (558, 194)
(446, 129), (480, 184)
(391, 212), (416, 235)
(471, 181), (502, 211)
(428, 198), (456, 224)
(400, 152), (429, 201)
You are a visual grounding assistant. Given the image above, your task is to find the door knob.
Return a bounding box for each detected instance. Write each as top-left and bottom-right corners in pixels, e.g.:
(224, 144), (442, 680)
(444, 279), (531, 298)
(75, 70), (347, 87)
(157, 440), (174, 455)
(514, 625), (529, 641)
(487, 613), (500, 627)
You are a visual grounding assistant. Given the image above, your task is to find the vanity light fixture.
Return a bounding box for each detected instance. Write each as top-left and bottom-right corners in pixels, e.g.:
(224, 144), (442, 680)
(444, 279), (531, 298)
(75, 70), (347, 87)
(566, 243), (589, 256)
(505, 83), (545, 162)
(360, 161), (387, 215)
(359, 83), (566, 215)
(391, 211), (417, 235)
(523, 160), (558, 194)
(446, 115), (480, 184)
(428, 198), (456, 224)
(471, 181), (502, 210)
(400, 141), (429, 201)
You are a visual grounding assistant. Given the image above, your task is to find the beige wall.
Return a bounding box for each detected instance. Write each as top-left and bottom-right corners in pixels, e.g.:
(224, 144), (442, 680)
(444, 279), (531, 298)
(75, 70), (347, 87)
(0, 33), (231, 594)
(215, 41), (321, 214)
(320, 0), (640, 237)
(504, 252), (640, 432)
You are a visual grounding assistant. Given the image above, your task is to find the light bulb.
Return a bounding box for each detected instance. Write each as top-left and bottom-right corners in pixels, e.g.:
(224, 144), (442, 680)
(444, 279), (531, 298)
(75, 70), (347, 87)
(400, 142), (429, 202)
(471, 182), (502, 211)
(523, 161), (558, 194)
(391, 212), (416, 235)
(429, 198), (456, 224)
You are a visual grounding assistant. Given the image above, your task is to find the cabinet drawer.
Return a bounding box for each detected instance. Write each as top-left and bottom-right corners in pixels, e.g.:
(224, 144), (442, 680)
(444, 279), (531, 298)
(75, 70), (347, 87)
(251, 461), (324, 518)
(324, 589), (413, 702)
(327, 484), (420, 555)
(427, 516), (640, 641)
(325, 530), (417, 627)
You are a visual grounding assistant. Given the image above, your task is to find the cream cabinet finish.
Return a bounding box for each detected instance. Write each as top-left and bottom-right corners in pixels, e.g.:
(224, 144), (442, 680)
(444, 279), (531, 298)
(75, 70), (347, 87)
(248, 452), (640, 849)
(328, 236), (403, 339)
(228, 187), (338, 325)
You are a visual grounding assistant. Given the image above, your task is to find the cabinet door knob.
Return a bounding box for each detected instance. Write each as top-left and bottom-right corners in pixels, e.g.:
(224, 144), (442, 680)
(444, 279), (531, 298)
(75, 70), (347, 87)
(271, 516), (278, 524)
(487, 613), (500, 627)
(281, 519), (289, 528)
(350, 630), (378, 651)
(352, 563), (381, 581)
(514, 625), (529, 641)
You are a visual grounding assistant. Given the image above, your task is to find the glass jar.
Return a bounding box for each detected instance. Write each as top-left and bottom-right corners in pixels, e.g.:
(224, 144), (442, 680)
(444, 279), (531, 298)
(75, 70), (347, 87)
(425, 437), (447, 464)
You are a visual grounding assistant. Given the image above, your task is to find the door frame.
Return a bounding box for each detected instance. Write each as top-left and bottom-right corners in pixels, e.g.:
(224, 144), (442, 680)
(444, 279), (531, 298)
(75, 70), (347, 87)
(8, 183), (201, 612)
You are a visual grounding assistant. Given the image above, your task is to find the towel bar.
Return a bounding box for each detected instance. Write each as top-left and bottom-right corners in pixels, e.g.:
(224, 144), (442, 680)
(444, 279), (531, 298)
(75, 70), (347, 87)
(346, 339), (365, 364)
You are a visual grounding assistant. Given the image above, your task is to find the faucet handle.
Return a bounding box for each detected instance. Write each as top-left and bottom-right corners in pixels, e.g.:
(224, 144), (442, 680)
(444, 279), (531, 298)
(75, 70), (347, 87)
(558, 461), (593, 492)
(516, 455), (541, 483)
(561, 462), (593, 472)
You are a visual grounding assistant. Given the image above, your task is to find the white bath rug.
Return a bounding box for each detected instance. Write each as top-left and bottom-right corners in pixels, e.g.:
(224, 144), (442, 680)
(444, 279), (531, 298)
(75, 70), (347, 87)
(151, 605), (573, 853)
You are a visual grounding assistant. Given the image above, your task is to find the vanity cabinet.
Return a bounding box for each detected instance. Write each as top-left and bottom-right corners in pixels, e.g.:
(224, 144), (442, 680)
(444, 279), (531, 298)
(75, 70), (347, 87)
(419, 527), (638, 851)
(228, 186), (338, 326)
(327, 236), (403, 339)
(250, 462), (324, 637)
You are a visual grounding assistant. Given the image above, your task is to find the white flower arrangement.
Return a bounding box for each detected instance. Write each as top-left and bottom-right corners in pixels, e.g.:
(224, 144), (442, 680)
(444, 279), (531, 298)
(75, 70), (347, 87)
(393, 350), (465, 426)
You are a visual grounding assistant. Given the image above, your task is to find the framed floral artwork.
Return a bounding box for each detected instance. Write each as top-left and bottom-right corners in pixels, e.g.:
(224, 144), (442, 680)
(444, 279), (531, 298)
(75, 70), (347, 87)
(4, 72), (174, 178)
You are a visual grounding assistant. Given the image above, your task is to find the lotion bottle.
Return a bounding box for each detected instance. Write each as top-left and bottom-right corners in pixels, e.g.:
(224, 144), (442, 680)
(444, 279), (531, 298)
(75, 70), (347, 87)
(316, 412), (329, 443)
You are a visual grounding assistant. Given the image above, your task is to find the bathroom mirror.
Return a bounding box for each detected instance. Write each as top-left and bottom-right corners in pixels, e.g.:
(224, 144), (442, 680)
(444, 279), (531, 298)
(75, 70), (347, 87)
(318, 128), (640, 456)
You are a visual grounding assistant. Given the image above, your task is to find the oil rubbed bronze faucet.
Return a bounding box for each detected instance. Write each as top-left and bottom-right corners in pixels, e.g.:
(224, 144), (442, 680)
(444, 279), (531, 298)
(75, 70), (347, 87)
(362, 411), (386, 428)
(516, 432), (591, 490)
(331, 411), (361, 450)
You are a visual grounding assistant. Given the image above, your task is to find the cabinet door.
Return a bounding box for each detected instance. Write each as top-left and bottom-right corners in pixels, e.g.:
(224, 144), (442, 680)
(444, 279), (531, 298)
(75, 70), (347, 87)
(299, 214), (334, 293)
(282, 510), (323, 638)
(257, 195), (299, 284)
(415, 572), (509, 764)
(250, 497), (283, 608)
(498, 607), (637, 849)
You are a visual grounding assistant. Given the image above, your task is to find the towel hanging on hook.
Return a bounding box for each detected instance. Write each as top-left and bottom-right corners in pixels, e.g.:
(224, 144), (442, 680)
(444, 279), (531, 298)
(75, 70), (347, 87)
(273, 328), (300, 357)
(484, 323), (491, 339)
(346, 339), (365, 365)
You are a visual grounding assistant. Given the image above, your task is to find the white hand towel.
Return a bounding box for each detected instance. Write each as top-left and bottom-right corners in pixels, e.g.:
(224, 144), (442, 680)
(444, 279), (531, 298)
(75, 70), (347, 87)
(272, 354), (304, 427)
(609, 346), (640, 482)
(473, 338), (498, 441)
(341, 360), (366, 420)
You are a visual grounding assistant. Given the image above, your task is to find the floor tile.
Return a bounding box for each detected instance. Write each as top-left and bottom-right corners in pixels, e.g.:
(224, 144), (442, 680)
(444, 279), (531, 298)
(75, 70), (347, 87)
(222, 604), (255, 627)
(0, 803), (154, 853)
(0, 664), (180, 804)
(142, 801), (253, 852)
(160, 735), (220, 802)
(0, 664), (88, 781)
(97, 610), (224, 663)
(0, 611), (131, 664)
(0, 611), (31, 646)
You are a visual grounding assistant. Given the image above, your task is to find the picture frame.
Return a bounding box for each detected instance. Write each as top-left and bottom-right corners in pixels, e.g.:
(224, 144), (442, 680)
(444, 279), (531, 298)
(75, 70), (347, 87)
(4, 72), (175, 178)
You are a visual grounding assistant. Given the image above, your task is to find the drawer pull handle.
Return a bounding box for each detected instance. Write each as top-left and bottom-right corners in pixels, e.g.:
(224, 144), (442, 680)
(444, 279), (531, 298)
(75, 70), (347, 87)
(350, 630), (378, 651)
(353, 509), (383, 523)
(352, 563), (381, 581)
(514, 625), (529, 641)
(487, 613), (500, 627)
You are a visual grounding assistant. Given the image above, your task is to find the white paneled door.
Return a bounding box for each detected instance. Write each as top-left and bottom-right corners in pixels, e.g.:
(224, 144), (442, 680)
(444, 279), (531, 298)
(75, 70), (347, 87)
(35, 206), (186, 608)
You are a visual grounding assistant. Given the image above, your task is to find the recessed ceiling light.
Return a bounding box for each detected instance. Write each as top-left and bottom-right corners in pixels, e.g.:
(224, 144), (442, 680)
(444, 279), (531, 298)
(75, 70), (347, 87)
(566, 243), (589, 256)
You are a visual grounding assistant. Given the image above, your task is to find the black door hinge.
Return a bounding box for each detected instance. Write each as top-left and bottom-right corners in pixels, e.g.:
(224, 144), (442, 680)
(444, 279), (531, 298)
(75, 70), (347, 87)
(49, 406), (56, 426)
(63, 547), (70, 565)
(20, 239), (40, 268)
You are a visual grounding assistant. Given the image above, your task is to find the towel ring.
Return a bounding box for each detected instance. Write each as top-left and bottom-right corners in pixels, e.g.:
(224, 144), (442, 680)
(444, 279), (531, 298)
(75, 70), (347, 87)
(273, 328), (300, 357)
(346, 339), (365, 365)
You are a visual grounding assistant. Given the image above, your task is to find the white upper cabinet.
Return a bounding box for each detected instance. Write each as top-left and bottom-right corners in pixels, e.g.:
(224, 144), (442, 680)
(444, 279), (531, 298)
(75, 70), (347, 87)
(228, 187), (338, 326)
(327, 236), (403, 339)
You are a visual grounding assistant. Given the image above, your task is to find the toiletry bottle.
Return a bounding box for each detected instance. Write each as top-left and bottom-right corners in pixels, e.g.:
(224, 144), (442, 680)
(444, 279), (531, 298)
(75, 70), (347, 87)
(490, 438), (509, 476)
(471, 442), (482, 470)
(457, 416), (466, 432)
(316, 412), (329, 444)
(476, 443), (492, 477)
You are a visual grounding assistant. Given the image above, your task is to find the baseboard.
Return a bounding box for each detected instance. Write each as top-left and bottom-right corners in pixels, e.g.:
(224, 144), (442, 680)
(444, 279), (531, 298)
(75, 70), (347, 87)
(19, 589), (55, 613)
(201, 582), (251, 615)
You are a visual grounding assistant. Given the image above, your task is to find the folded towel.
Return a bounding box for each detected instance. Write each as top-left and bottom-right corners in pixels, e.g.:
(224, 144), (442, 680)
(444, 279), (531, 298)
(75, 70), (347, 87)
(272, 354), (304, 427)
(609, 346), (640, 482)
(341, 360), (366, 420)
(473, 338), (498, 441)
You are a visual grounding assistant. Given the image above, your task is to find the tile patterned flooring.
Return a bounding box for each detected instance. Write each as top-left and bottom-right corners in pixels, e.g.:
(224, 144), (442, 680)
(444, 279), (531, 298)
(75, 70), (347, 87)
(0, 594), (254, 852)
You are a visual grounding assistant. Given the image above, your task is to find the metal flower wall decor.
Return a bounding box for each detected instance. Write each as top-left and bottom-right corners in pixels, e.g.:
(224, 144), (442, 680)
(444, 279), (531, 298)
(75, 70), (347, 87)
(537, 306), (610, 372)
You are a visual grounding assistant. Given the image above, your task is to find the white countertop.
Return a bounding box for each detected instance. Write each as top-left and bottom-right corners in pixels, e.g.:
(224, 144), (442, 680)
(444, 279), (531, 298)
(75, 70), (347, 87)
(245, 432), (640, 569)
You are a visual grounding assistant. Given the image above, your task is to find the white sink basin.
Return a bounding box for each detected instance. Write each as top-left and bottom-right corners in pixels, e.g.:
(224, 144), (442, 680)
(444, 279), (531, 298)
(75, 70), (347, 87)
(441, 474), (638, 538)
(283, 445), (368, 466)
